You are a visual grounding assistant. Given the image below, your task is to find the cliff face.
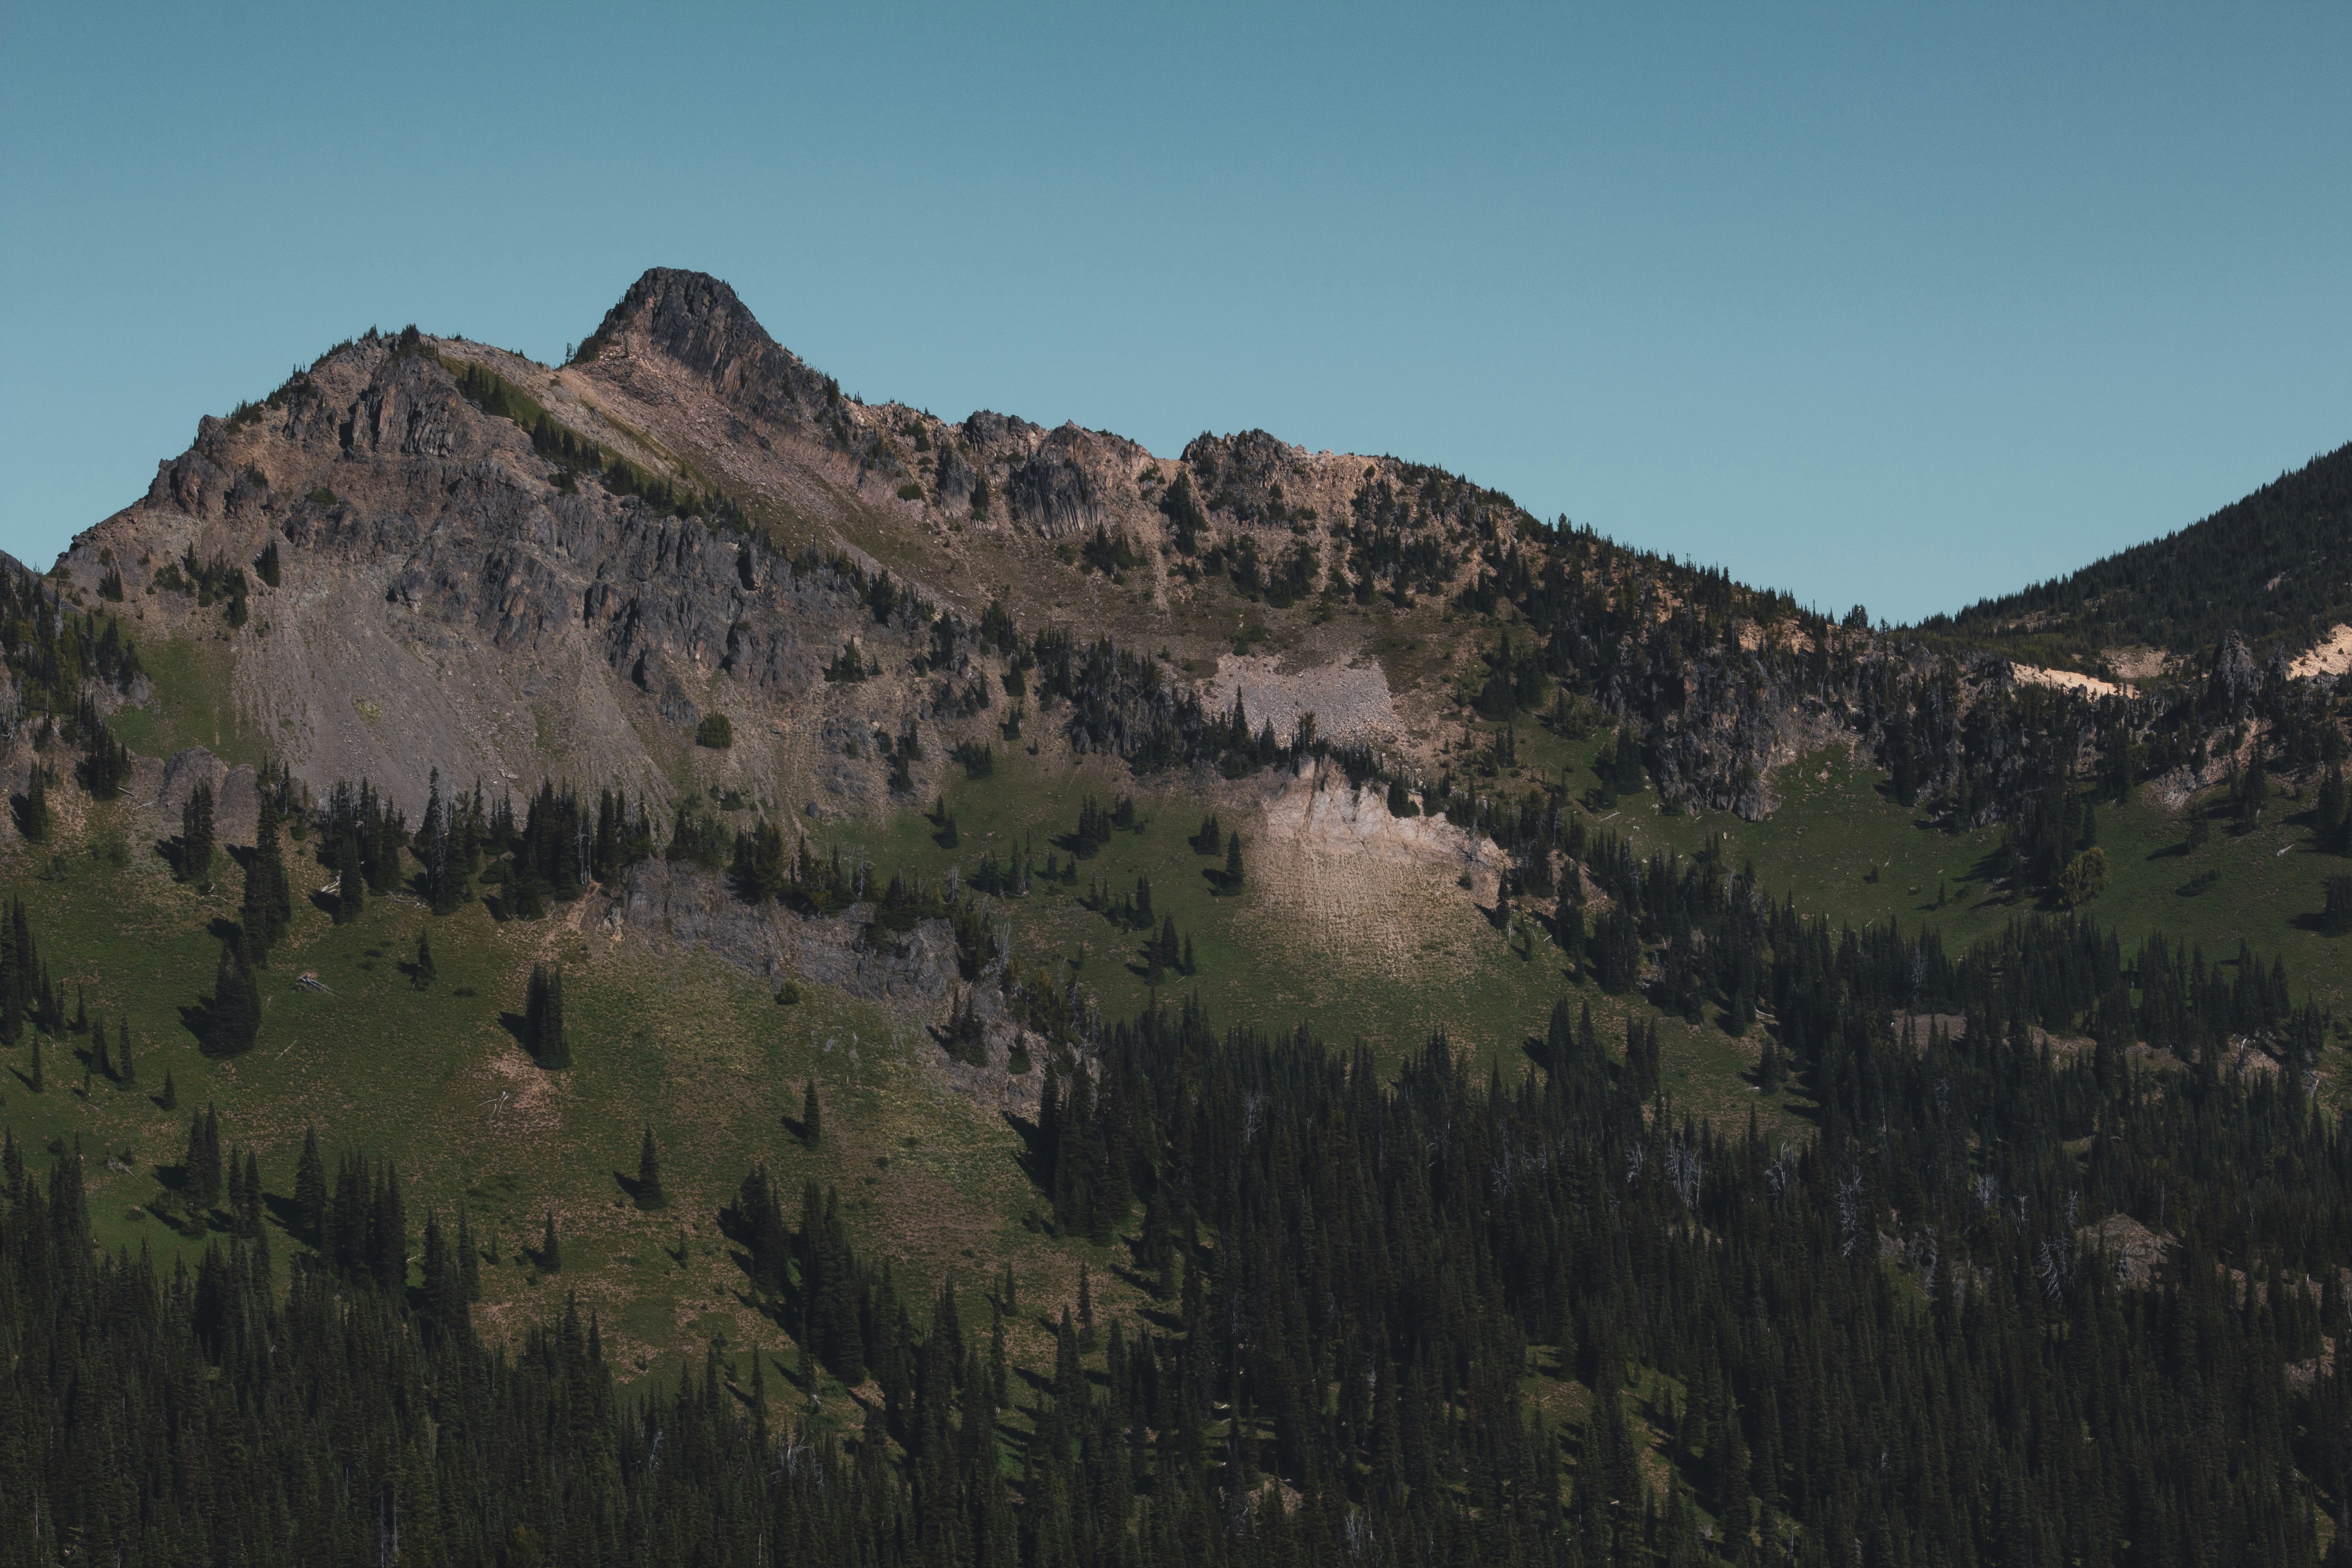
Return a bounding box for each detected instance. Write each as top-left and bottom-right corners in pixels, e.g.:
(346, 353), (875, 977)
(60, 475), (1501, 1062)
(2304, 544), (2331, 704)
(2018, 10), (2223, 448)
(55, 327), (944, 819)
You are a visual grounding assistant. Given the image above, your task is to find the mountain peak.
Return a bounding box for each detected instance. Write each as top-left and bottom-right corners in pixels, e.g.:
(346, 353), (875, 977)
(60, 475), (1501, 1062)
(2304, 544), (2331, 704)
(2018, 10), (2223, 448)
(577, 267), (836, 426)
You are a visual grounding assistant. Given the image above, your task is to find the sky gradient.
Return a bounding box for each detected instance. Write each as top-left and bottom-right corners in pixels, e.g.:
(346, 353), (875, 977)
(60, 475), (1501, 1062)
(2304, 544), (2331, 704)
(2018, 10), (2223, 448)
(3, 3), (2347, 622)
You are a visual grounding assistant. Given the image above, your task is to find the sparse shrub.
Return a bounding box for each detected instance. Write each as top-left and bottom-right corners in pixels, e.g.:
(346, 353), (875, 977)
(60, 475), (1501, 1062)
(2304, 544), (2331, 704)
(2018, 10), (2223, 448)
(695, 713), (733, 749)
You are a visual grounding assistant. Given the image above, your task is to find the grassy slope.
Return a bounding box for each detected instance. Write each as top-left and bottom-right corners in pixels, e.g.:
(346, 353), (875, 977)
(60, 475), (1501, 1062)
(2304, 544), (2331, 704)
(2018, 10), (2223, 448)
(0, 803), (1141, 1427)
(20, 638), (2352, 1497)
(104, 625), (269, 769)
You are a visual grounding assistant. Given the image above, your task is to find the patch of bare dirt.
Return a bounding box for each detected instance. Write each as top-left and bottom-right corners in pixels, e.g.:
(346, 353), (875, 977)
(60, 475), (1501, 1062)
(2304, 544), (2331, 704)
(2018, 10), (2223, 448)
(2010, 663), (2131, 699)
(2289, 624), (2352, 681)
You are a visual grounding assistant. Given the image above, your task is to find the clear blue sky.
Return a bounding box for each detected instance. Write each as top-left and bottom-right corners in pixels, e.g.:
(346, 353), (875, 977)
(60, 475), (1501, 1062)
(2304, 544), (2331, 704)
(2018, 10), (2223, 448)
(4, 3), (2347, 622)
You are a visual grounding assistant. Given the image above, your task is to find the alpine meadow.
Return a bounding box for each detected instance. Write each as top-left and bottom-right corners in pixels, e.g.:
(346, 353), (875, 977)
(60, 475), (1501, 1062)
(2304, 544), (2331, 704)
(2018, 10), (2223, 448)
(8, 268), (2352, 1568)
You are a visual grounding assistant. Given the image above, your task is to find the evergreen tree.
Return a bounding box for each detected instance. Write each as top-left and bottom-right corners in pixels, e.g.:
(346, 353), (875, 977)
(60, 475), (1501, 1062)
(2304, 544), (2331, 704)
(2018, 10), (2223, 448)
(22, 764), (48, 843)
(540, 1210), (562, 1273)
(2322, 761), (2351, 855)
(802, 1078), (823, 1147)
(27, 1032), (40, 1093)
(114, 1014), (133, 1084)
(240, 794), (292, 952)
(206, 937), (260, 1055)
(157, 1067), (176, 1110)
(184, 1106), (223, 1214)
(636, 1126), (666, 1210)
(413, 928), (436, 990)
(456, 1207), (481, 1302)
(523, 965), (569, 1068)
(295, 1126), (327, 1242)
(2323, 876), (2352, 938)
(234, 1148), (263, 1240)
(1224, 831), (1244, 890)
(333, 833), (365, 924)
(179, 781), (216, 887)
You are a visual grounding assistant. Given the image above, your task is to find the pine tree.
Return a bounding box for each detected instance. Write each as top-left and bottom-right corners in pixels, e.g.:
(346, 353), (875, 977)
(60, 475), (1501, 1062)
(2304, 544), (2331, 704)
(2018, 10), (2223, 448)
(334, 833), (364, 924)
(180, 781), (216, 887)
(637, 1126), (666, 1210)
(413, 928), (436, 990)
(524, 965), (568, 1068)
(207, 938), (260, 1055)
(802, 1078), (822, 1147)
(114, 1014), (133, 1084)
(372, 1167), (407, 1292)
(241, 794), (292, 953)
(2322, 761), (2350, 855)
(89, 1010), (109, 1081)
(185, 1107), (223, 1214)
(27, 1032), (40, 1093)
(540, 1211), (562, 1272)
(295, 1126), (327, 1242)
(1224, 831), (1244, 891)
(457, 1207), (481, 1301)
(158, 1067), (176, 1110)
(235, 1148), (263, 1239)
(22, 764), (48, 843)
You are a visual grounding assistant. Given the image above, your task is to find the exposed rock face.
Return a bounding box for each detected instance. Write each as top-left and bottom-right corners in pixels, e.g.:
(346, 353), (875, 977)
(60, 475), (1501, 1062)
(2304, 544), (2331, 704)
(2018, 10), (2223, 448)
(607, 857), (1045, 1110)
(47, 273), (1433, 833)
(59, 329), (939, 821)
(2207, 631), (2261, 715)
(157, 747), (259, 847)
(580, 267), (835, 433)
(612, 858), (965, 1009)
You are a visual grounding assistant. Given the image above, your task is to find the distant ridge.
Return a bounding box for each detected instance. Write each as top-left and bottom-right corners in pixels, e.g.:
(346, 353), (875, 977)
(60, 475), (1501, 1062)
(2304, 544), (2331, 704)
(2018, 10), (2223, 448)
(1928, 441), (2352, 666)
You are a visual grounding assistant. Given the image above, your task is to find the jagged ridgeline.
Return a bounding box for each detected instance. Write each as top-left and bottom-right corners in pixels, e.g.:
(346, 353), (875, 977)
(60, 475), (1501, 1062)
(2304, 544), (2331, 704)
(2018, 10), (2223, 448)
(10, 265), (2352, 1563)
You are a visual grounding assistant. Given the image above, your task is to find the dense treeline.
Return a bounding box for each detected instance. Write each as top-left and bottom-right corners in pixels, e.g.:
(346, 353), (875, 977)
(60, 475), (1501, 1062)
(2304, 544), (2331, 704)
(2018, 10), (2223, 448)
(10, 849), (2352, 1561)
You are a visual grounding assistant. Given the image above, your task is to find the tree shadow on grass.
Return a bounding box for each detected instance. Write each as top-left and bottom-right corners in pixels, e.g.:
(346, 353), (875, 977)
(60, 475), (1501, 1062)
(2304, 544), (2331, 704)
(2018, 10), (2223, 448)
(1001, 1107), (1051, 1192)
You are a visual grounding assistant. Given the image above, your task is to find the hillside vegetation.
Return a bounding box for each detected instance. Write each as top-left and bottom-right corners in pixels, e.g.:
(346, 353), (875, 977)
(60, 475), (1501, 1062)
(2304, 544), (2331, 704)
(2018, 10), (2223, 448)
(5, 270), (2352, 1566)
(1925, 441), (2352, 676)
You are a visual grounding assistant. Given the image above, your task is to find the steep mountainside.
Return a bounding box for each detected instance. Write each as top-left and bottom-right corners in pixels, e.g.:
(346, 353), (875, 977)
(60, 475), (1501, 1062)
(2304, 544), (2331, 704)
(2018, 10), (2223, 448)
(1925, 441), (2352, 680)
(43, 269), (1840, 828)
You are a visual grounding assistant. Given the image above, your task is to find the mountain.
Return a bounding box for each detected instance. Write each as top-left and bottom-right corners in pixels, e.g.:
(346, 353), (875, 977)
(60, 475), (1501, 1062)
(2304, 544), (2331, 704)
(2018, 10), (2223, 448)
(1924, 440), (2352, 681)
(5, 270), (2352, 1564)
(44, 268), (1857, 832)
